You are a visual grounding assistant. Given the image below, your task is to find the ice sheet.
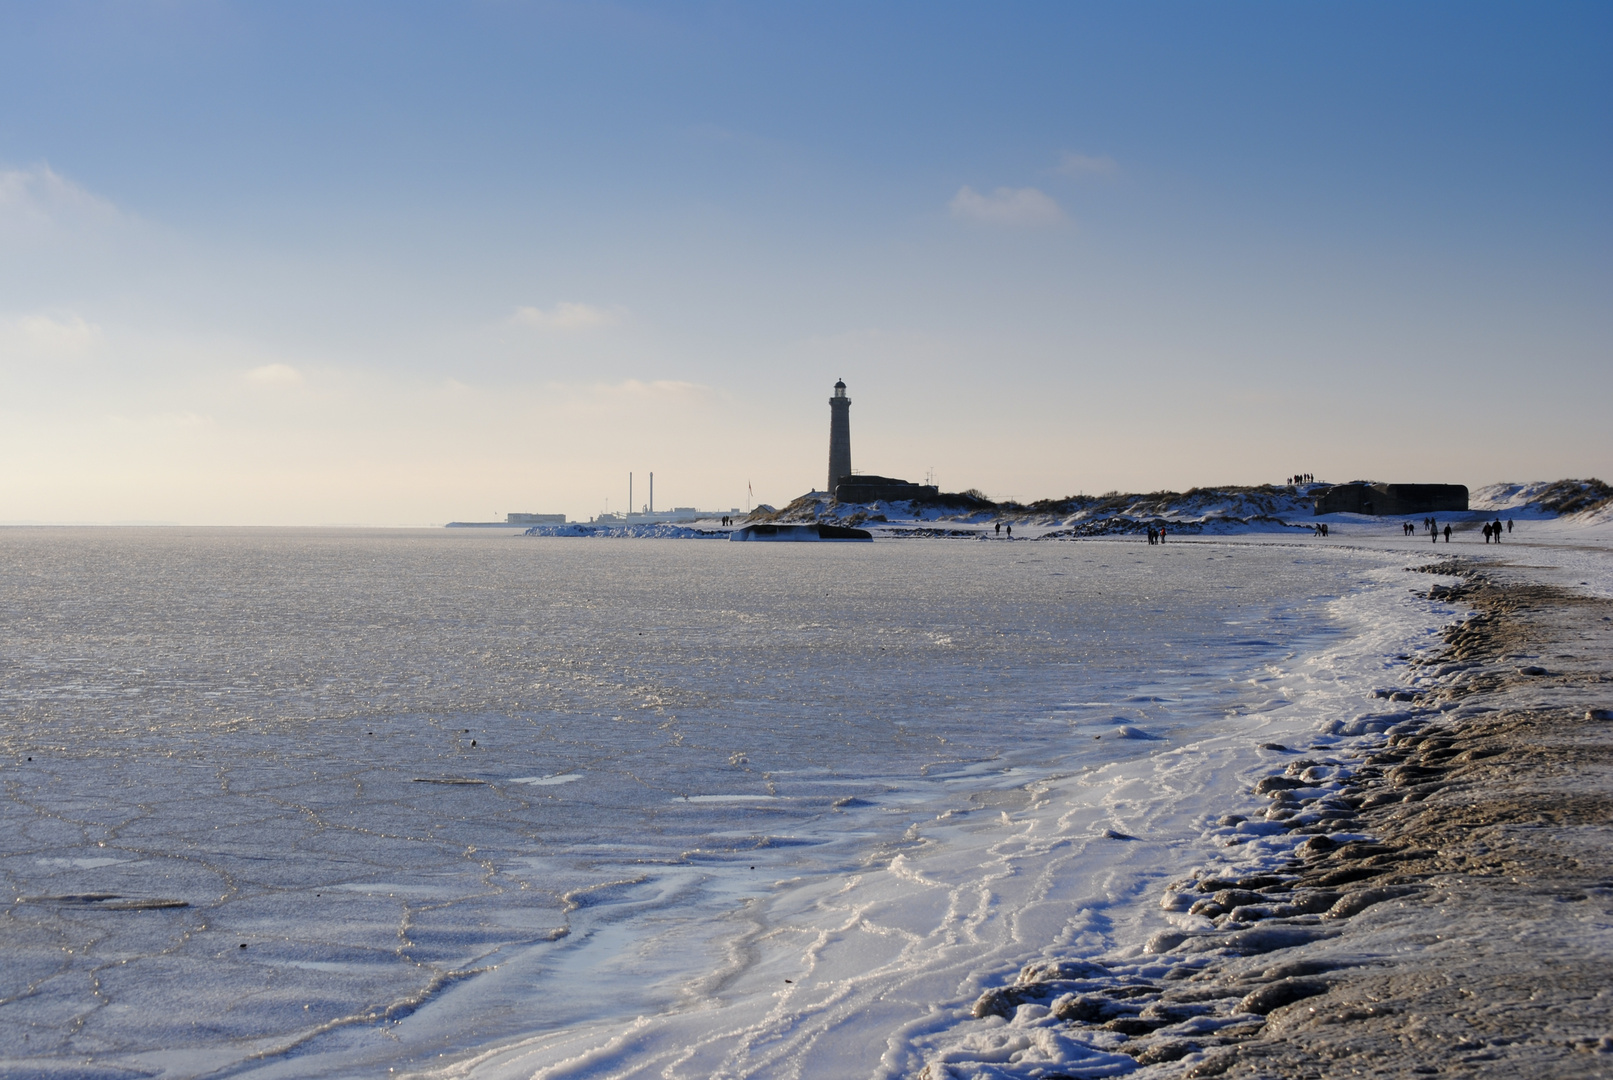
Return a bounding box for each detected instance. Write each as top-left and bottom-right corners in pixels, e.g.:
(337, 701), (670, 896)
(0, 527), (1492, 1078)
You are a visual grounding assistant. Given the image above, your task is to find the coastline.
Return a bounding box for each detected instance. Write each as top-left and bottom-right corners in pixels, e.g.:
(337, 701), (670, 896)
(923, 552), (1613, 1079)
(419, 541), (1461, 1080)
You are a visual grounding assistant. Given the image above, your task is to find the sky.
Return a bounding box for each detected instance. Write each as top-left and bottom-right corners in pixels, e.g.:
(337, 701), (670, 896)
(0, 1), (1608, 524)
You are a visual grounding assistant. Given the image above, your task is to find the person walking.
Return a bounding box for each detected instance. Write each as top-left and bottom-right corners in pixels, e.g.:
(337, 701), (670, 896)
(1493, 518), (1503, 541)
(1443, 524), (1452, 543)
(1507, 519), (1513, 534)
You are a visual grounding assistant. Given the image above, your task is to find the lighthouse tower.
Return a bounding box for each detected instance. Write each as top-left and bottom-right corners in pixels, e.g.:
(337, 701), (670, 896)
(827, 379), (852, 496)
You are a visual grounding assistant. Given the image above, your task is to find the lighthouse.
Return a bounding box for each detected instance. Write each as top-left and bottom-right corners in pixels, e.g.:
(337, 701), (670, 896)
(827, 379), (852, 495)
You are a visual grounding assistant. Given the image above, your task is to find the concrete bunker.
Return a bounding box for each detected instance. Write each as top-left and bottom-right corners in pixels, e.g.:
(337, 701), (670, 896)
(1314, 483), (1468, 516)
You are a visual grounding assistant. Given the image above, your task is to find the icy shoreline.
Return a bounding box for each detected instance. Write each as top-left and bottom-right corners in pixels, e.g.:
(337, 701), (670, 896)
(393, 554), (1475, 1079)
(920, 542), (1613, 1078)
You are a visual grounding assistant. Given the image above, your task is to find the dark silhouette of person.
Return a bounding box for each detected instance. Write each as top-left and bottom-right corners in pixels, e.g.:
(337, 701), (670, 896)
(1158, 525), (1166, 543)
(1507, 519), (1513, 534)
(1493, 518), (1503, 541)
(995, 521), (1001, 536)
(1483, 523), (1492, 543)
(1443, 524), (1452, 542)
(1006, 524), (1012, 539)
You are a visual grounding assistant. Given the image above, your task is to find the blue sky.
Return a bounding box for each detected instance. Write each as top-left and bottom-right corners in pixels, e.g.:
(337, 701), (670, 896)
(1, 2), (1608, 522)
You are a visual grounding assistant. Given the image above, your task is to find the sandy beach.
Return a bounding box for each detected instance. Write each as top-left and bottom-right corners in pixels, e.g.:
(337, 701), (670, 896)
(931, 537), (1613, 1079)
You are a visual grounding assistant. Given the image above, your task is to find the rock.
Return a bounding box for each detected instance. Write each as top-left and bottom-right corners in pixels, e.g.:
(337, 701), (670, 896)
(1255, 775), (1308, 794)
(1141, 1000), (1214, 1022)
(1019, 958), (1108, 982)
(1388, 764), (1443, 785)
(1215, 924), (1336, 955)
(1261, 958), (1346, 980)
(1145, 930), (1189, 954)
(1238, 977), (1329, 1014)
(1327, 886), (1418, 919)
(1187, 1051), (1239, 1077)
(1213, 889), (1267, 908)
(971, 985), (1040, 1019)
(1288, 890), (1343, 914)
(1128, 1039), (1195, 1064)
(1228, 903), (1297, 922)
(1360, 791), (1405, 808)
(1304, 865), (1389, 888)
(1052, 993), (1117, 1023)
(1196, 877), (1243, 893)
(1518, 665), (1548, 676)
(1298, 835), (1337, 855)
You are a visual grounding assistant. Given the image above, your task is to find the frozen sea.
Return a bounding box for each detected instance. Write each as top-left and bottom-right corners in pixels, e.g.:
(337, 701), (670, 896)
(0, 528), (1453, 1079)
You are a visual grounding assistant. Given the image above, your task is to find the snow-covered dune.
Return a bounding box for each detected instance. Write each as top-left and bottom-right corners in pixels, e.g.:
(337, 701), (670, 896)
(1471, 478), (1613, 521)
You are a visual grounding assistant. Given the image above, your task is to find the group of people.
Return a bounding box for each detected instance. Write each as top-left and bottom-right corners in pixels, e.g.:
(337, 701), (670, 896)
(1311, 522), (1330, 537)
(721, 515), (735, 526)
(1146, 524), (1167, 544)
(1289, 473), (1314, 485)
(1418, 516), (1512, 543)
(994, 521), (1013, 538)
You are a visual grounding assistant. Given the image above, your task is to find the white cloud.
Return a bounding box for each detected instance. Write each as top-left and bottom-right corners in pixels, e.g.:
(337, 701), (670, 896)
(0, 163), (122, 234)
(244, 363), (304, 387)
(510, 301), (619, 330)
(1055, 152), (1119, 178)
(1, 312), (102, 357)
(948, 185), (1066, 227)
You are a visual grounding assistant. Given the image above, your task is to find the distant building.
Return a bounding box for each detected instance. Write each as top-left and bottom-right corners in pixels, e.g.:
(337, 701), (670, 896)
(506, 513), (567, 525)
(1314, 483), (1468, 516)
(834, 475), (940, 503)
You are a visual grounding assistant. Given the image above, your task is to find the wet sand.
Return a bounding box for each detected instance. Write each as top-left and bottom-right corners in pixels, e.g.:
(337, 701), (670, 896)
(953, 554), (1613, 1078)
